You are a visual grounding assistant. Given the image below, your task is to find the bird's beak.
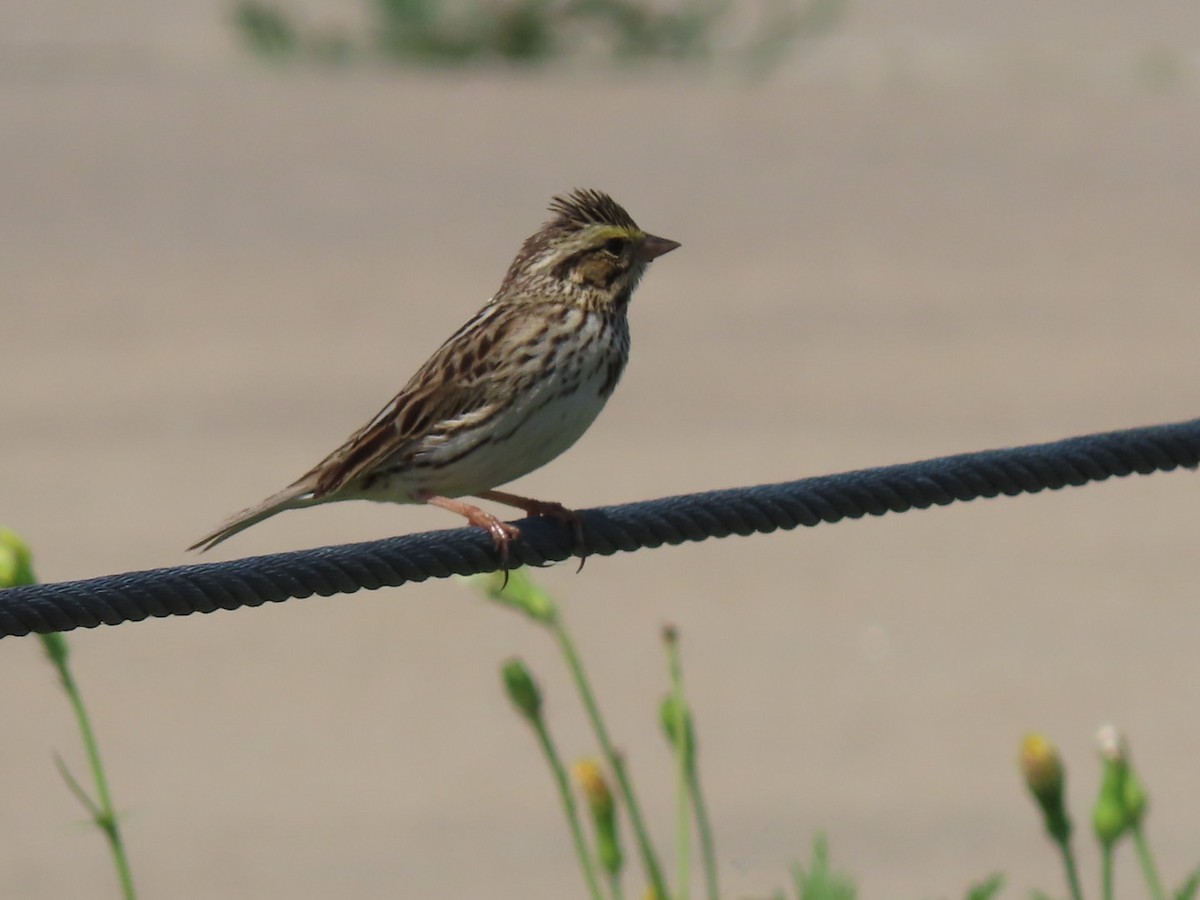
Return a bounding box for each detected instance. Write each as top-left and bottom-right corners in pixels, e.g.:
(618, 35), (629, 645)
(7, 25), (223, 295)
(639, 234), (681, 261)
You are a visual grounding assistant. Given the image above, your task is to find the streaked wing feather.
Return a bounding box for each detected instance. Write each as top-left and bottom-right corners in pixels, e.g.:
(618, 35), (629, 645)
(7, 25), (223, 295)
(306, 302), (513, 496)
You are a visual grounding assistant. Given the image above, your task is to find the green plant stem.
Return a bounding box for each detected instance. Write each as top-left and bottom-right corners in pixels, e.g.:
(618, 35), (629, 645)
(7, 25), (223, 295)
(529, 715), (604, 900)
(41, 636), (137, 900)
(665, 640), (690, 900)
(1132, 824), (1167, 900)
(1101, 843), (1114, 900)
(1055, 833), (1084, 900)
(688, 762), (719, 900)
(663, 632), (718, 900)
(550, 619), (668, 900)
(608, 871), (625, 900)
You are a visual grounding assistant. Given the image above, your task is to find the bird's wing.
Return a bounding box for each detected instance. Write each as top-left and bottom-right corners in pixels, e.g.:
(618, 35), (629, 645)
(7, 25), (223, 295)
(304, 301), (517, 497)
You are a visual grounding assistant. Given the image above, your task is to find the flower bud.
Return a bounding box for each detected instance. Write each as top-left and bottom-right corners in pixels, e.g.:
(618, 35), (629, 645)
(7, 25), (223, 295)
(1096, 724), (1149, 827)
(501, 659), (542, 722)
(1020, 734), (1063, 798)
(40, 632), (70, 666)
(475, 568), (557, 623)
(0, 528), (37, 589)
(1123, 771), (1148, 826)
(0, 531), (69, 662)
(1093, 725), (1132, 847)
(1096, 723), (1125, 763)
(660, 694), (695, 769)
(573, 758), (621, 876)
(1093, 783), (1127, 847)
(1019, 734), (1070, 843)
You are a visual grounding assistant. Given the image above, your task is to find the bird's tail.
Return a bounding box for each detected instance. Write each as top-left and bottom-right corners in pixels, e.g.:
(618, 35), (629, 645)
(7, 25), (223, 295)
(188, 481), (318, 553)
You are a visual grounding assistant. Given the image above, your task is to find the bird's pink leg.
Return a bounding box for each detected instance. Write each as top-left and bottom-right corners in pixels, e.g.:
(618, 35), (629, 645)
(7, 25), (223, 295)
(421, 494), (521, 573)
(475, 489), (578, 523)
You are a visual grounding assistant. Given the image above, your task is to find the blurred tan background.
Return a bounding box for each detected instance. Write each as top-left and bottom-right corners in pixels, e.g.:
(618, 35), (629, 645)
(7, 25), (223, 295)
(4, 2), (1200, 897)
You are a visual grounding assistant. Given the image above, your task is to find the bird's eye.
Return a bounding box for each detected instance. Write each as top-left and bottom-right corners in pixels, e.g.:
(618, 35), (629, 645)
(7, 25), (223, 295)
(602, 237), (628, 256)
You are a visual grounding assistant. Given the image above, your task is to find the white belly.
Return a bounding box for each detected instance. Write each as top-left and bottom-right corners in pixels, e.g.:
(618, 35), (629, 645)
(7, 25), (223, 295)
(446, 366), (612, 494)
(370, 311), (626, 501)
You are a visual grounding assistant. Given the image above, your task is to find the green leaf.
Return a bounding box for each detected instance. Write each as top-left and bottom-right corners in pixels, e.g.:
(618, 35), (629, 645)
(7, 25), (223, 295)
(964, 873), (1004, 900)
(233, 1), (299, 57)
(1175, 865), (1200, 900)
(792, 834), (856, 900)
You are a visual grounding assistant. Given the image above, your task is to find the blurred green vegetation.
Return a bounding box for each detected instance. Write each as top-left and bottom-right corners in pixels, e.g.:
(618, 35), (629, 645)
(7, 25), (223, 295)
(232, 0), (845, 73)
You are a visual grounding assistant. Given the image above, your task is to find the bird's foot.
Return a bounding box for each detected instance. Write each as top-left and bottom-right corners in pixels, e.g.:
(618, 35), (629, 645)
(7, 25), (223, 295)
(475, 490), (587, 571)
(421, 494), (522, 586)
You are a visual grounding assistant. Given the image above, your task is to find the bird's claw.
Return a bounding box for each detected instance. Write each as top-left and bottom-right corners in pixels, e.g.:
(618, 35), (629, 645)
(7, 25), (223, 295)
(485, 521), (522, 590)
(532, 504), (588, 572)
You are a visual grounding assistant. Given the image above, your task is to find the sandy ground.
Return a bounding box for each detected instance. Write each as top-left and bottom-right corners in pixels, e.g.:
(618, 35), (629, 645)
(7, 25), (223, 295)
(4, 3), (1200, 897)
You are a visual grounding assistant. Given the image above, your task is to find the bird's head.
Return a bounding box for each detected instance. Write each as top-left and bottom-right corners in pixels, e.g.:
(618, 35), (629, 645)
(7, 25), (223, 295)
(498, 189), (679, 311)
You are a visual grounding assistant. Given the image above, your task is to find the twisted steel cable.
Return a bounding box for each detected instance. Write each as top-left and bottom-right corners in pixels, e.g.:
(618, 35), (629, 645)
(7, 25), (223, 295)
(2, 417), (1198, 639)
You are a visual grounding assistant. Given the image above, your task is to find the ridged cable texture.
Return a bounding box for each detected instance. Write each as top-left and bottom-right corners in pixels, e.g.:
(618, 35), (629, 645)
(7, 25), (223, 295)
(2, 418), (1197, 638)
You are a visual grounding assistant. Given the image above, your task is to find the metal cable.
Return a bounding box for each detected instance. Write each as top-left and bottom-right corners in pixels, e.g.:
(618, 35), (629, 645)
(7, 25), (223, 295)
(3, 418), (1197, 638)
